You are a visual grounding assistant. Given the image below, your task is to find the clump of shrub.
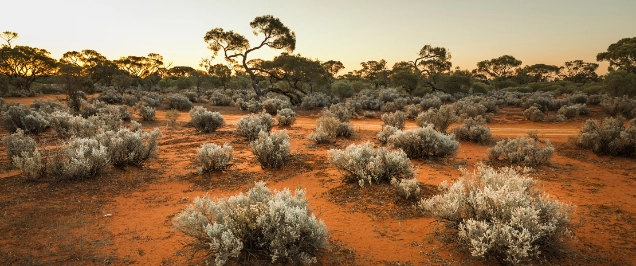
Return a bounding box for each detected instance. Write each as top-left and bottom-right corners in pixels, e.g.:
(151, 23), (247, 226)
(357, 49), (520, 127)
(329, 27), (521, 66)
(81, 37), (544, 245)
(98, 90), (123, 104)
(196, 143), (233, 174)
(30, 99), (66, 113)
(557, 103), (590, 119)
(363, 111), (377, 118)
(48, 111), (98, 138)
(329, 103), (354, 122)
(576, 117), (636, 157)
(189, 106), (225, 133)
(419, 96), (443, 110)
(328, 142), (414, 187)
(377, 125), (399, 145)
(96, 127), (163, 167)
(236, 113), (274, 141)
(2, 104), (49, 134)
(391, 177), (421, 200)
(488, 136), (554, 166)
(600, 95), (636, 118)
(2, 129), (37, 159)
(262, 98), (291, 115)
(416, 104), (458, 133)
(388, 126), (459, 159)
(420, 164), (573, 265)
(173, 182), (328, 266)
(276, 108), (296, 127)
(165, 94), (193, 111)
(12, 149), (45, 180)
(403, 104), (421, 120)
(452, 115), (492, 144)
(139, 105), (156, 121)
(165, 109), (180, 126)
(300, 92), (333, 110)
(250, 130), (291, 169)
(381, 110), (406, 130)
(308, 110), (354, 144)
(52, 137), (111, 180)
(523, 106), (545, 122)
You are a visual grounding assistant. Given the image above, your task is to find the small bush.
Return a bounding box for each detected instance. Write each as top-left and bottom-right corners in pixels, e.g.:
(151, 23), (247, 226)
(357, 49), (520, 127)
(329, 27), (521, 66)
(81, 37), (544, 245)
(377, 125), (399, 145)
(2, 129), (37, 159)
(98, 90), (123, 104)
(329, 103), (354, 122)
(2, 104), (49, 134)
(416, 104), (458, 133)
(250, 130), (291, 169)
(403, 104), (421, 120)
(557, 104), (589, 119)
(97, 127), (163, 167)
(139, 105), (156, 121)
(488, 136), (554, 166)
(30, 99), (66, 113)
(336, 122), (354, 137)
(189, 106), (225, 133)
(48, 111), (98, 138)
(52, 137), (111, 180)
(600, 96), (636, 118)
(391, 177), (421, 200)
(276, 108), (296, 127)
(419, 96), (443, 110)
(12, 149), (45, 180)
(452, 115), (492, 144)
(388, 126), (459, 159)
(122, 93), (139, 107)
(173, 182), (328, 266)
(381, 110), (406, 130)
(328, 142), (415, 187)
(420, 164), (573, 265)
(262, 98), (291, 115)
(576, 117), (636, 157)
(363, 111), (377, 118)
(165, 94), (193, 111)
(300, 92), (333, 110)
(236, 113), (274, 141)
(165, 109), (180, 126)
(196, 143), (233, 174)
(523, 106), (545, 122)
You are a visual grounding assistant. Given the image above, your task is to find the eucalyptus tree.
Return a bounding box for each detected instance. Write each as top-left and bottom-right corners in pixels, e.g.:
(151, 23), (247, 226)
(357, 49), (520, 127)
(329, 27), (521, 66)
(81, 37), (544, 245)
(408, 45), (453, 92)
(519, 64), (561, 83)
(255, 53), (329, 103)
(559, 60), (598, 83)
(114, 53), (165, 79)
(390, 61), (420, 95)
(474, 55), (522, 80)
(203, 15), (296, 100)
(0, 45), (57, 91)
(200, 58), (232, 89)
(60, 49), (119, 84)
(358, 59), (390, 89)
(321, 60), (344, 81)
(597, 37), (636, 74)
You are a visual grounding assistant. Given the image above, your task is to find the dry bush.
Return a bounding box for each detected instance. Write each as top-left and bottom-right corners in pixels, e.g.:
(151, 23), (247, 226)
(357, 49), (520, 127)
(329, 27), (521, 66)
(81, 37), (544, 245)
(420, 164), (573, 265)
(363, 111), (377, 118)
(300, 92), (333, 110)
(276, 108), (296, 127)
(48, 111), (99, 138)
(523, 106), (545, 122)
(308, 110), (352, 143)
(329, 103), (354, 122)
(403, 104), (421, 120)
(2, 104), (49, 134)
(576, 117), (636, 157)
(173, 182), (328, 266)
(165, 109), (180, 126)
(236, 113), (274, 141)
(557, 104), (590, 119)
(51, 137), (111, 180)
(262, 98), (291, 115)
(452, 115), (492, 144)
(250, 130), (291, 169)
(96, 127), (163, 167)
(189, 106), (225, 133)
(419, 96), (443, 110)
(381, 110), (406, 130)
(488, 136), (554, 166)
(165, 94), (193, 111)
(139, 105), (156, 121)
(196, 142), (233, 174)
(377, 125), (399, 145)
(328, 142), (414, 187)
(391, 177), (421, 200)
(2, 129), (37, 159)
(416, 104), (458, 133)
(600, 96), (636, 118)
(388, 125), (458, 159)
(12, 149), (45, 180)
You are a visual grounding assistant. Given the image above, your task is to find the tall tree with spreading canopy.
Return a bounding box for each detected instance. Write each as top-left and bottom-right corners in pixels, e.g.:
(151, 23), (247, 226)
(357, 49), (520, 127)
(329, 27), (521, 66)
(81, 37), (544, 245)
(321, 60), (344, 81)
(200, 58), (232, 88)
(559, 60), (598, 83)
(597, 37), (636, 74)
(474, 55), (522, 81)
(203, 15), (296, 100)
(518, 64), (561, 83)
(0, 44), (57, 91)
(60, 49), (119, 84)
(408, 45), (453, 92)
(391, 61), (420, 95)
(114, 53), (165, 79)
(255, 53), (329, 103)
(357, 59), (390, 88)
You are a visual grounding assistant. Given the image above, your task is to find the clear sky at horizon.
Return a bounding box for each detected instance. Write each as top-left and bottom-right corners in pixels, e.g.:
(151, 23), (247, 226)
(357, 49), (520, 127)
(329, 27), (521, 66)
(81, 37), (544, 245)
(2, 0), (635, 74)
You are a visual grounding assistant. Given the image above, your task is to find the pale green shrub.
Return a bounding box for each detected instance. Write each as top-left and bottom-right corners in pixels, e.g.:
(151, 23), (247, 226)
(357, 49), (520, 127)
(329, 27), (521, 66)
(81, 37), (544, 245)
(452, 115), (492, 144)
(236, 113), (274, 141)
(391, 177), (421, 200)
(576, 117), (636, 157)
(2, 129), (37, 159)
(276, 108), (296, 127)
(2, 104), (49, 134)
(262, 98), (291, 115)
(139, 105), (156, 121)
(420, 164), (573, 265)
(416, 104), (458, 133)
(189, 106), (225, 133)
(52, 137), (111, 180)
(388, 126), (458, 159)
(48, 111), (99, 138)
(173, 182), (328, 265)
(196, 143), (233, 174)
(377, 125), (399, 145)
(381, 110), (406, 129)
(328, 142), (414, 187)
(488, 136), (554, 166)
(96, 127), (162, 167)
(12, 150), (44, 180)
(250, 130), (291, 169)
(523, 106), (545, 122)
(308, 111), (339, 144)
(165, 94), (193, 111)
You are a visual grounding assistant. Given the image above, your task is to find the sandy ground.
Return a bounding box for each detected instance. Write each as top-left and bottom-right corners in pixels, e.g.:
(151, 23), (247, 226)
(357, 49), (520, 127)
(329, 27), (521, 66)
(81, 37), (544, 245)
(0, 96), (635, 265)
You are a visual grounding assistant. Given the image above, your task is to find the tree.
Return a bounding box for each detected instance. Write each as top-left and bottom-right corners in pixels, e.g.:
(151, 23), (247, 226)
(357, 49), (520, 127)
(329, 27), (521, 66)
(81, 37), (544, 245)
(60, 49), (119, 85)
(474, 55), (522, 80)
(204, 15), (296, 100)
(603, 70), (636, 97)
(166, 66), (196, 79)
(256, 53), (329, 103)
(0, 31), (18, 48)
(597, 37), (636, 74)
(408, 45), (453, 92)
(58, 63), (92, 111)
(321, 60), (344, 80)
(200, 58), (232, 89)
(519, 64), (560, 83)
(559, 60), (598, 83)
(0, 45), (57, 91)
(390, 61), (420, 95)
(358, 59), (390, 89)
(114, 53), (165, 79)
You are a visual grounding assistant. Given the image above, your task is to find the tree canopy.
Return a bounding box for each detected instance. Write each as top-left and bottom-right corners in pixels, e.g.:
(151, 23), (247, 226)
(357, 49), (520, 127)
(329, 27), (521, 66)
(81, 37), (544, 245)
(474, 55), (522, 80)
(597, 37), (636, 74)
(559, 60), (598, 83)
(0, 45), (58, 90)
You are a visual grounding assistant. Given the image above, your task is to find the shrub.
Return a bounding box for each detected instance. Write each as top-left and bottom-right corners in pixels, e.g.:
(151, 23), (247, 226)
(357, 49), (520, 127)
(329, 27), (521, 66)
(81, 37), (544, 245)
(420, 164), (573, 265)
(165, 109), (180, 126)
(30, 99), (66, 113)
(388, 126), (459, 159)
(52, 137), (111, 180)
(488, 136), (554, 166)
(98, 90), (123, 104)
(391, 177), (421, 200)
(363, 111), (377, 118)
(419, 96), (443, 110)
(236, 113), (274, 141)
(523, 106), (545, 122)
(276, 108), (296, 127)
(403, 104), (421, 120)
(557, 104), (590, 119)
(196, 143), (233, 174)
(48, 111), (98, 138)
(331, 79), (354, 99)
(2, 104), (49, 134)
(139, 105), (156, 121)
(377, 125), (399, 145)
(122, 93), (139, 107)
(262, 98), (291, 115)
(2, 129), (37, 159)
(165, 94), (193, 111)
(336, 122), (354, 137)
(576, 117), (636, 157)
(250, 130), (291, 169)
(416, 104), (458, 133)
(237, 98), (263, 113)
(452, 115), (492, 144)
(381, 110), (406, 130)
(141, 93), (163, 107)
(96, 127), (163, 167)
(307, 114), (339, 144)
(328, 142), (414, 187)
(189, 106), (225, 133)
(329, 103), (354, 122)
(300, 93), (333, 110)
(173, 182), (328, 265)
(600, 95), (636, 118)
(12, 149), (45, 180)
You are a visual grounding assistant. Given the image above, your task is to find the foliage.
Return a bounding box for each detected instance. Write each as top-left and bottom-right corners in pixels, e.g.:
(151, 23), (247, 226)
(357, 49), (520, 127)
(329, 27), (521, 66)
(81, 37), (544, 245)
(189, 106), (225, 133)
(236, 113), (274, 141)
(415, 104), (458, 133)
(165, 109), (181, 126)
(165, 94), (193, 111)
(139, 105), (156, 121)
(600, 95), (636, 118)
(0, 45), (58, 90)
(276, 108), (296, 127)
(596, 37), (636, 74)
(96, 127), (162, 167)
(48, 111), (98, 138)
(173, 182), (328, 265)
(51, 137), (111, 180)
(262, 97), (291, 115)
(452, 115), (492, 144)
(196, 143), (233, 174)
(420, 164), (573, 265)
(488, 136), (554, 166)
(391, 177), (421, 200)
(381, 110), (406, 129)
(377, 125), (399, 145)
(523, 106), (545, 122)
(307, 113), (339, 144)
(388, 125), (459, 159)
(250, 130), (291, 169)
(576, 117), (636, 157)
(2, 128), (37, 159)
(299, 92), (333, 110)
(2, 103), (49, 134)
(328, 142), (415, 187)
(331, 79), (354, 99)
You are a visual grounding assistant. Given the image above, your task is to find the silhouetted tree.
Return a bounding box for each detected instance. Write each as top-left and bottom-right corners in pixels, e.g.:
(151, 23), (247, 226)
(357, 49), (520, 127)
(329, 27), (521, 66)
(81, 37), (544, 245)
(60, 49), (119, 85)
(255, 53), (329, 103)
(474, 55), (522, 80)
(321, 60), (345, 81)
(559, 60), (598, 83)
(390, 61), (420, 95)
(519, 64), (560, 83)
(0, 45), (57, 91)
(597, 37), (636, 74)
(357, 59), (390, 89)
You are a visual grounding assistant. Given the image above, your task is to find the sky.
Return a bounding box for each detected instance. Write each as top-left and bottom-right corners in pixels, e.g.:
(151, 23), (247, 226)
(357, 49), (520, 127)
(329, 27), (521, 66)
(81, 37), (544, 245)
(1, 0), (635, 75)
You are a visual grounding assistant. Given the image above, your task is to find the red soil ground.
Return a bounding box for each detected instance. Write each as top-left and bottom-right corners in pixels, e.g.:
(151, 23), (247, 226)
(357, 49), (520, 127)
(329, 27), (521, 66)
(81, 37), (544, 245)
(0, 95), (635, 265)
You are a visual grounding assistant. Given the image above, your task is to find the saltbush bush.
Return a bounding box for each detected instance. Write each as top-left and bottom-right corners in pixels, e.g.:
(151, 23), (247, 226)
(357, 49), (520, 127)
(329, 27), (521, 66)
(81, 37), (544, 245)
(165, 94), (194, 111)
(2, 104), (49, 134)
(391, 177), (421, 200)
(576, 117), (636, 157)
(419, 96), (443, 110)
(420, 164), (573, 264)
(488, 136), (554, 166)
(2, 129), (37, 159)
(236, 113), (274, 141)
(196, 142), (233, 174)
(381, 110), (406, 130)
(189, 106), (225, 133)
(388, 126), (459, 159)
(328, 142), (414, 187)
(12, 149), (44, 180)
(307, 114), (339, 144)
(416, 104), (458, 133)
(377, 125), (399, 145)
(250, 130), (291, 169)
(30, 99), (66, 113)
(48, 111), (99, 138)
(96, 127), (163, 167)
(452, 115), (492, 144)
(300, 92), (333, 110)
(262, 98), (291, 115)
(51, 137), (111, 180)
(523, 106), (545, 122)
(600, 96), (636, 118)
(139, 105), (156, 121)
(403, 104), (421, 120)
(276, 108), (296, 127)
(98, 90), (123, 104)
(173, 182), (328, 266)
